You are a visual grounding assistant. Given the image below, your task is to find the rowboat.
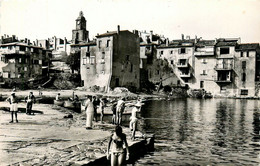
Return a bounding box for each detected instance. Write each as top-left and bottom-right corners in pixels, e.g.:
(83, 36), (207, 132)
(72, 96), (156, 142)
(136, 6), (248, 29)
(54, 100), (64, 106)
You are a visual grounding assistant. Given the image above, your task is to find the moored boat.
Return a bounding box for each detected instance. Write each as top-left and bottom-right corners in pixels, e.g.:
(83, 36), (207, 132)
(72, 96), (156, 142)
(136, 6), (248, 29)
(54, 100), (64, 106)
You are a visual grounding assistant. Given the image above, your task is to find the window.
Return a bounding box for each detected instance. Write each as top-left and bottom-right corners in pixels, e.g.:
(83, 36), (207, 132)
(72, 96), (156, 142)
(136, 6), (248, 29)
(19, 58), (22, 63)
(180, 48), (186, 54)
(157, 70), (160, 75)
(247, 51), (249, 57)
(90, 56), (95, 65)
(24, 67), (27, 71)
(107, 40), (110, 47)
(126, 55), (130, 61)
(242, 61), (246, 69)
(102, 52), (105, 59)
(20, 46), (26, 51)
(130, 64), (133, 72)
(160, 51), (163, 55)
(170, 50), (173, 54)
(240, 52), (243, 57)
(242, 73), (246, 81)
(39, 60), (42, 65)
(171, 60), (174, 65)
(220, 47), (230, 54)
(34, 60), (39, 64)
(86, 52), (90, 57)
(201, 59), (207, 64)
(201, 70), (207, 75)
(98, 40), (102, 48)
(83, 58), (87, 65)
(240, 89), (248, 95)
(200, 81), (204, 89)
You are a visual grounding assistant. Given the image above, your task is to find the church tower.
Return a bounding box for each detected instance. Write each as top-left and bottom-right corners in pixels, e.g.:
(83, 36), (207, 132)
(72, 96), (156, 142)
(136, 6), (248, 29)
(72, 11), (89, 44)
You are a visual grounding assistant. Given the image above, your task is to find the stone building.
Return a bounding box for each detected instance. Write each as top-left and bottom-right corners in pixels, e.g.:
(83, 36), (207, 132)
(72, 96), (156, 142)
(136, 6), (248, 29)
(212, 38), (240, 96)
(0, 35), (51, 87)
(156, 35), (195, 87)
(234, 43), (260, 97)
(139, 31), (178, 89)
(79, 26), (140, 92)
(192, 39), (218, 91)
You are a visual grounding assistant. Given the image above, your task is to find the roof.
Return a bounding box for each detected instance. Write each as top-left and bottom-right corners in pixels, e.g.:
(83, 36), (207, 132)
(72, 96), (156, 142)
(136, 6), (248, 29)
(235, 43), (260, 51)
(216, 41), (237, 47)
(71, 41), (96, 47)
(96, 30), (130, 38)
(196, 40), (215, 47)
(0, 42), (43, 49)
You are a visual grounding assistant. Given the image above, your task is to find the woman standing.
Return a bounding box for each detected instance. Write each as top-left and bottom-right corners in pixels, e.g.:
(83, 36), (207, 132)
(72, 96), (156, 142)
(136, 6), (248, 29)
(99, 97), (105, 123)
(85, 95), (94, 129)
(107, 126), (130, 166)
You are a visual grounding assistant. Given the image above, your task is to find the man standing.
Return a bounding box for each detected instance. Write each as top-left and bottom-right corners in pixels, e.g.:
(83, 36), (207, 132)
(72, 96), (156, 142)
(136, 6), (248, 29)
(25, 92), (36, 115)
(116, 97), (125, 125)
(129, 102), (142, 140)
(7, 92), (19, 123)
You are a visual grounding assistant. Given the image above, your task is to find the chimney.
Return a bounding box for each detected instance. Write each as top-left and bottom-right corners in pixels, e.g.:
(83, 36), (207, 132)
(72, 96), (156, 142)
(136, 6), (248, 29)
(166, 38), (169, 46)
(117, 25), (120, 34)
(25, 38), (27, 43)
(28, 39), (30, 45)
(33, 41), (36, 46)
(36, 39), (38, 46)
(181, 34), (184, 40)
(186, 35), (190, 40)
(150, 30), (153, 41)
(195, 35), (197, 43)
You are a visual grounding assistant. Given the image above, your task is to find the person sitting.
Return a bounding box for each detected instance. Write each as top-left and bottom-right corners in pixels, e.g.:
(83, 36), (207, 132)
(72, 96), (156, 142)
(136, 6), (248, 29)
(56, 93), (61, 101)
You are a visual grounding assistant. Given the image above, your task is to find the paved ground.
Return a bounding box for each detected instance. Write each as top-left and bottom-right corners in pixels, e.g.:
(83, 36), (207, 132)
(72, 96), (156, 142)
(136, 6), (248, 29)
(0, 101), (115, 165)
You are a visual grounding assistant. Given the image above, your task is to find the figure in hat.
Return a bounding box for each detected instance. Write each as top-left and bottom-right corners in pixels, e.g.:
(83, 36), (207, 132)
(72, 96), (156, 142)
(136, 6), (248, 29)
(116, 97), (125, 125)
(24, 92), (36, 115)
(6, 92), (19, 123)
(129, 102), (142, 140)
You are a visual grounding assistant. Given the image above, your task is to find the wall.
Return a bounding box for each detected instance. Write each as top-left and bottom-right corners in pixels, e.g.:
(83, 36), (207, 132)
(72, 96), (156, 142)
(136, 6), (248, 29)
(110, 31), (140, 91)
(234, 50), (256, 97)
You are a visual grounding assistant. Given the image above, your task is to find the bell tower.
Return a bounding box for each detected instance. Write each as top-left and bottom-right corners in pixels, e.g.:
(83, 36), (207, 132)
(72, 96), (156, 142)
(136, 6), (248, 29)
(72, 11), (89, 44)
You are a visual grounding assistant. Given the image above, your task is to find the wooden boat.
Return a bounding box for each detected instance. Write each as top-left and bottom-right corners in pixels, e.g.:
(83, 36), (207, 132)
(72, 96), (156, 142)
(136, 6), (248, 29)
(64, 100), (81, 113)
(54, 100), (64, 106)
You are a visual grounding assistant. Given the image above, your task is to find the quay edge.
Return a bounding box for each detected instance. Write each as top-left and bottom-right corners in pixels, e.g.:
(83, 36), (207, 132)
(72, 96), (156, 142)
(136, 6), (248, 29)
(85, 135), (155, 166)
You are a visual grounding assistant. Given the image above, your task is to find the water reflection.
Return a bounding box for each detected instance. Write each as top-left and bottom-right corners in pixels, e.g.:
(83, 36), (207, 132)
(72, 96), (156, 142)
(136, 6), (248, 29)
(136, 98), (260, 165)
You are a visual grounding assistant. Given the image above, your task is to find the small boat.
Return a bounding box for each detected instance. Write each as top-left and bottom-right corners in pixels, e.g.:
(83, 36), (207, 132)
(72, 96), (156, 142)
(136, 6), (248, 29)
(64, 100), (81, 113)
(54, 100), (64, 106)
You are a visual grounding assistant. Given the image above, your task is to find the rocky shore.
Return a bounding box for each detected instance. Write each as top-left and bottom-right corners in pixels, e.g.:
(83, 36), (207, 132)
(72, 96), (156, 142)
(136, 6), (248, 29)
(0, 89), (154, 165)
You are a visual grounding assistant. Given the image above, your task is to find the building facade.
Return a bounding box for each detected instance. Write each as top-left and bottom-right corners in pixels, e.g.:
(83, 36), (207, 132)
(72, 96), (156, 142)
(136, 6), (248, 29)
(0, 36), (50, 87)
(79, 26), (140, 92)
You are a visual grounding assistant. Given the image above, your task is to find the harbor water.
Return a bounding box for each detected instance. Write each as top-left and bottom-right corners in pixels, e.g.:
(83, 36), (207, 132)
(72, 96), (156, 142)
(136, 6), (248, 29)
(133, 98), (260, 165)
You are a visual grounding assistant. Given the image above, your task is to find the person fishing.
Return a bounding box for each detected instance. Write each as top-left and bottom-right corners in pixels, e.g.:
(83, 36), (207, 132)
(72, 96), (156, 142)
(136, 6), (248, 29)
(107, 126), (130, 166)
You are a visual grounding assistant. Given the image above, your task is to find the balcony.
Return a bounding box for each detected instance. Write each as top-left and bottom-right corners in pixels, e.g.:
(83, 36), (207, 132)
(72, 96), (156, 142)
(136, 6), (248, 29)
(214, 79), (232, 83)
(194, 51), (214, 56)
(176, 62), (188, 68)
(180, 73), (191, 78)
(214, 63), (233, 70)
(0, 49), (26, 55)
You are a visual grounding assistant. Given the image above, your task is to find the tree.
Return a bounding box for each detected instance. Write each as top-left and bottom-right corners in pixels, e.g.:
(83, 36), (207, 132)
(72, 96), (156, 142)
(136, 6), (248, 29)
(66, 52), (80, 74)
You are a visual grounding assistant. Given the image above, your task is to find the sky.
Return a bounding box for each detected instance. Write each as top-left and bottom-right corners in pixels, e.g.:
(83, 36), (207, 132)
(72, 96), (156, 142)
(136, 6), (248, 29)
(0, 0), (260, 43)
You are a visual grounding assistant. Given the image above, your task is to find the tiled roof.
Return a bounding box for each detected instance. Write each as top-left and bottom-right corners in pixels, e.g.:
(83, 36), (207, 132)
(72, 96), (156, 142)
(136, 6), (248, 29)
(235, 43), (260, 51)
(196, 40), (215, 47)
(0, 42), (43, 48)
(96, 30), (130, 38)
(71, 41), (96, 47)
(216, 41), (237, 47)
